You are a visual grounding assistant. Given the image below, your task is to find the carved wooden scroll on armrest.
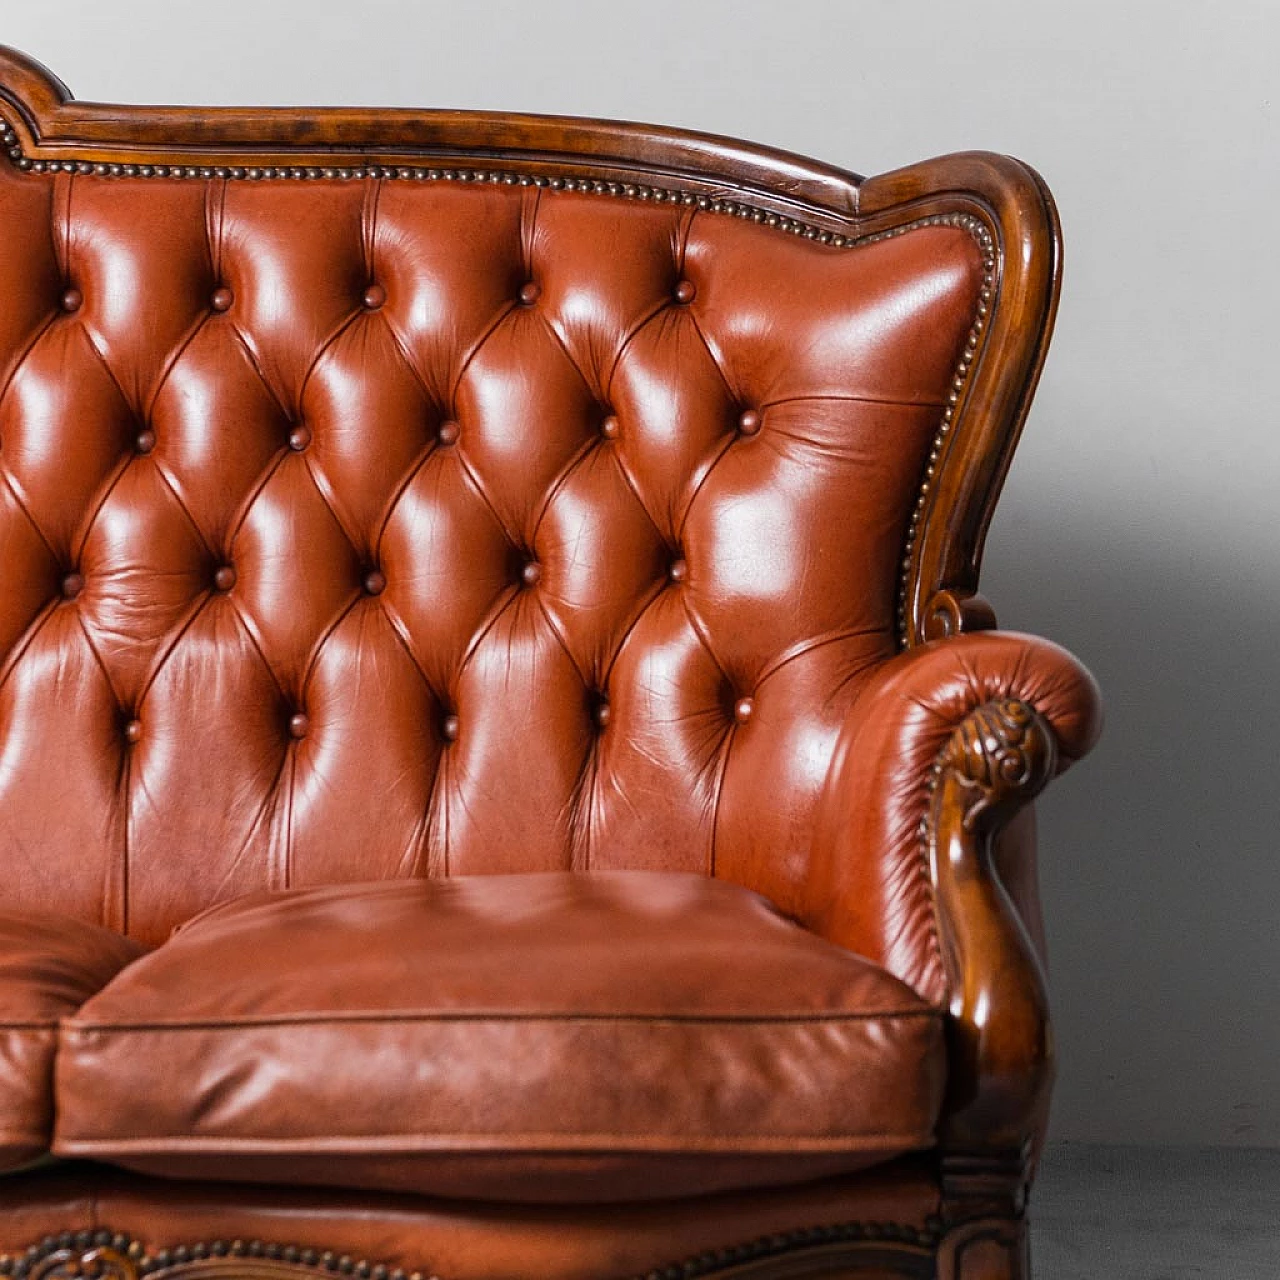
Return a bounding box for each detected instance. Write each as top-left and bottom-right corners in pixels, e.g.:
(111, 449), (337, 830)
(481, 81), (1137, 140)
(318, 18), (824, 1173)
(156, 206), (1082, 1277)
(928, 698), (1057, 1159)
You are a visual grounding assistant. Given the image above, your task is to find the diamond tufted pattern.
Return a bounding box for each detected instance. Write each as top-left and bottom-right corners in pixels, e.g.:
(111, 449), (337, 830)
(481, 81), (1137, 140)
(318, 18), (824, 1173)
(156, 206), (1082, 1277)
(0, 162), (983, 947)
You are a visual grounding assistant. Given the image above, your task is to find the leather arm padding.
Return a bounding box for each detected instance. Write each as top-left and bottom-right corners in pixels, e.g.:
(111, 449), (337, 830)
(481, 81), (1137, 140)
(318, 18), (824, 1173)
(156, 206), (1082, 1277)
(809, 631), (1102, 1005)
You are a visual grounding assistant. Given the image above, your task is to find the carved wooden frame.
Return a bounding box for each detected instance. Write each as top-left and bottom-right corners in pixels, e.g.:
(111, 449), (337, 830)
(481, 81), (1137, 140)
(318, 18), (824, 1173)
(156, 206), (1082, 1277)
(0, 1191), (1035, 1280)
(1, 1222), (948, 1280)
(0, 44), (1068, 1279)
(926, 699), (1059, 1278)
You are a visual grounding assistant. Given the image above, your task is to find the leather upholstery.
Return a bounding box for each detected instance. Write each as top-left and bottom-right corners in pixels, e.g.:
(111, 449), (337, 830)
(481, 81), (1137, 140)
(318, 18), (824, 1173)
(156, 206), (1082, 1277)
(809, 631), (1103, 1003)
(0, 45), (1103, 1270)
(0, 910), (145, 1171)
(0, 160), (983, 973)
(0, 1159), (941, 1280)
(55, 872), (944, 1202)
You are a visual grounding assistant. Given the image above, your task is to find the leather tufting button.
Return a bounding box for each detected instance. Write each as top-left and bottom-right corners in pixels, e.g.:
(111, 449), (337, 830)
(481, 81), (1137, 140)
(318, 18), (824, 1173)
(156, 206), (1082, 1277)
(600, 415), (620, 440)
(61, 287), (83, 312)
(668, 558), (688, 584)
(520, 561), (541, 587)
(61, 572), (84, 600)
(673, 279), (696, 304)
(123, 718), (142, 745)
(288, 425), (312, 452)
(363, 569), (386, 596)
(363, 283), (386, 310)
(135, 428), (157, 455)
(593, 699), (611, 730)
(518, 281), (540, 306)
(734, 697), (755, 724)
(210, 286), (233, 312)
(213, 565), (236, 592)
(437, 420), (460, 446)
(442, 714), (460, 743)
(288, 713), (309, 740)
(738, 408), (762, 436)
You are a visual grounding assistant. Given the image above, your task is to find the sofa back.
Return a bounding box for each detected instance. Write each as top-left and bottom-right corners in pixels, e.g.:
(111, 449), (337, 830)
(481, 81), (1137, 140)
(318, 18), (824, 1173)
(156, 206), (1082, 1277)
(0, 50), (1056, 949)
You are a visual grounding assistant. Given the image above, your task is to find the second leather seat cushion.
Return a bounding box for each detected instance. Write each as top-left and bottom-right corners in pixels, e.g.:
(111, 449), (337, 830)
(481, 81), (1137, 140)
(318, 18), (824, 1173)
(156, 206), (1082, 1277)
(54, 872), (944, 1203)
(0, 910), (147, 1172)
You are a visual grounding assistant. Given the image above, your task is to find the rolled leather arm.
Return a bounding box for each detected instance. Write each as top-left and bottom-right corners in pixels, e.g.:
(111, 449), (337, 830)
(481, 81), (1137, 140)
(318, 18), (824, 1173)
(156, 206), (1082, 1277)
(808, 630), (1102, 1154)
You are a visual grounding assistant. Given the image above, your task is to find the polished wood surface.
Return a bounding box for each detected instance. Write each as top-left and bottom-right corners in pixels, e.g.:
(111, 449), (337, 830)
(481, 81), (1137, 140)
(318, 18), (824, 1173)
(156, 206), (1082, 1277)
(924, 698), (1060, 1278)
(931, 701), (1056, 1156)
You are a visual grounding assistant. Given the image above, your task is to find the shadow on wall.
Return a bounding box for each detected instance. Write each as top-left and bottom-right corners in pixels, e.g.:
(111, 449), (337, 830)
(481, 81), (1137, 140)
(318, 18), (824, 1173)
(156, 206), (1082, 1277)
(983, 487), (1280, 1148)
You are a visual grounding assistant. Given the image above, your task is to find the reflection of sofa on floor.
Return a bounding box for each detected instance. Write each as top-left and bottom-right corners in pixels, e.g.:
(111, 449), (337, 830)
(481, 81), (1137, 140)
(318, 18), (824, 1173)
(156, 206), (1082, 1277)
(0, 45), (1101, 1280)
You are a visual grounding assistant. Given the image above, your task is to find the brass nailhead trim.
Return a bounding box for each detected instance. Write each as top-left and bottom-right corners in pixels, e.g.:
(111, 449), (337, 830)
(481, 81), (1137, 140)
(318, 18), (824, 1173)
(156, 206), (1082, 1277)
(0, 1232), (436, 1280)
(0, 1219), (943, 1280)
(0, 119), (990, 647)
(630, 1216), (944, 1278)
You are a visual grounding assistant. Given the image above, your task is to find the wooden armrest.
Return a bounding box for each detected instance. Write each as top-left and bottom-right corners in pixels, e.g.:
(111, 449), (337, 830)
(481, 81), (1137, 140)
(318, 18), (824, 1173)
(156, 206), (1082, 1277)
(809, 631), (1102, 1158)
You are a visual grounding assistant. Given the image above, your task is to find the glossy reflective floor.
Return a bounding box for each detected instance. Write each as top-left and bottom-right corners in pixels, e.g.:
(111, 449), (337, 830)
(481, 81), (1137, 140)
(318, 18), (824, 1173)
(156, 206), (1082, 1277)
(1033, 1144), (1280, 1278)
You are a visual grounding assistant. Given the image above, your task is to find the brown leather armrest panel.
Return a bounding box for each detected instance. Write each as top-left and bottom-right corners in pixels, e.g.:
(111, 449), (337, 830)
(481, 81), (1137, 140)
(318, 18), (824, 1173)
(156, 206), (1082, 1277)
(809, 631), (1101, 1003)
(0, 911), (146, 1171)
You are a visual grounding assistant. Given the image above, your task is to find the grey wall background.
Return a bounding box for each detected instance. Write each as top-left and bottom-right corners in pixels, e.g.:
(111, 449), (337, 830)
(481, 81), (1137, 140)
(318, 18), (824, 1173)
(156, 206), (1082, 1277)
(2, 0), (1276, 1149)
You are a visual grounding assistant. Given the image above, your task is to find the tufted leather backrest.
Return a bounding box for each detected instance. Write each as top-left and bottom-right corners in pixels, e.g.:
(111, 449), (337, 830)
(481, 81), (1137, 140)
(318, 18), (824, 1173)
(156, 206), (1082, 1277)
(0, 101), (987, 948)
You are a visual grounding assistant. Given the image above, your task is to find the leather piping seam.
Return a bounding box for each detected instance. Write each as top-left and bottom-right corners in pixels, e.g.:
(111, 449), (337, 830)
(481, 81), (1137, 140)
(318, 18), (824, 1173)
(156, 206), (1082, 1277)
(62, 1007), (937, 1030)
(54, 1131), (935, 1154)
(921, 702), (979, 993)
(0, 115), (990, 649)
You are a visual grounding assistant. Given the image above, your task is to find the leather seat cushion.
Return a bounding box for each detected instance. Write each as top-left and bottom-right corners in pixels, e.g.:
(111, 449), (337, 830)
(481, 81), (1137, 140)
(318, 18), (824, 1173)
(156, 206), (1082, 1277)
(0, 910), (146, 1172)
(53, 871), (944, 1203)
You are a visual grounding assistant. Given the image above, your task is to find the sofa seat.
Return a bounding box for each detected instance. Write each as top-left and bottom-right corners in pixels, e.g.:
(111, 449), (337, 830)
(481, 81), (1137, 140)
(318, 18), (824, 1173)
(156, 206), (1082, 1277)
(0, 911), (146, 1172)
(53, 871), (945, 1204)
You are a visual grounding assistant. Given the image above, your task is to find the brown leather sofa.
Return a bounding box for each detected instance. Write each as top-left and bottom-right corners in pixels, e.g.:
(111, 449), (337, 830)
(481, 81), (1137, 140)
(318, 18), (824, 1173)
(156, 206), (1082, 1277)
(0, 46), (1101, 1280)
